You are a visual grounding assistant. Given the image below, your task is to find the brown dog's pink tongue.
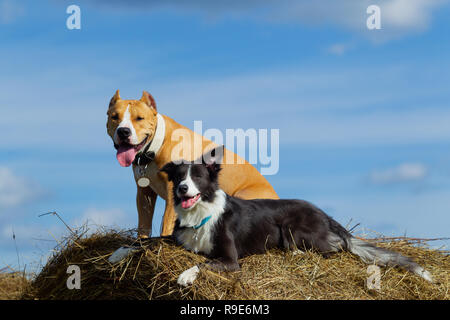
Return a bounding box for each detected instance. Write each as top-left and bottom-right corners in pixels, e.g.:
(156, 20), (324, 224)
(116, 145), (137, 167)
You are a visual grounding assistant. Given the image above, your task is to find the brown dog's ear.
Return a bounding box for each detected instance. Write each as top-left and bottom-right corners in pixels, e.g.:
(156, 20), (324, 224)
(160, 162), (177, 181)
(109, 90), (121, 108)
(140, 91), (157, 111)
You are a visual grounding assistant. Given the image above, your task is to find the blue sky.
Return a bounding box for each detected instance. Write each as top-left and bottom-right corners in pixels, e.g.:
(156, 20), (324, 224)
(1, 0), (449, 272)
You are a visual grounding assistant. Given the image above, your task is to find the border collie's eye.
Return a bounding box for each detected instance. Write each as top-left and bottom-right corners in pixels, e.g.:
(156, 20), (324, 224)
(111, 114), (119, 120)
(136, 116), (144, 121)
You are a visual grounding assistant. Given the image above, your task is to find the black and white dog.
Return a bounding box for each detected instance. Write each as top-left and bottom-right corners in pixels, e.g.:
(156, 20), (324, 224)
(160, 146), (432, 286)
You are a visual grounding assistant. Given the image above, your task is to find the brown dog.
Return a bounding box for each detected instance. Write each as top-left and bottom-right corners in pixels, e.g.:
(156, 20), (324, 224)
(106, 90), (279, 237)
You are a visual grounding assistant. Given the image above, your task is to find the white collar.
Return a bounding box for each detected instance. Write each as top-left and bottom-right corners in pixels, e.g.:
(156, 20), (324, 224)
(141, 113), (165, 157)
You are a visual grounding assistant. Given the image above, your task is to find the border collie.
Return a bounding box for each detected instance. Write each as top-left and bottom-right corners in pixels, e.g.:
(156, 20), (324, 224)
(160, 146), (432, 286)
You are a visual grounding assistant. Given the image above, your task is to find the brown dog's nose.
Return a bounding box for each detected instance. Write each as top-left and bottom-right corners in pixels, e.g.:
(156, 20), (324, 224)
(117, 127), (131, 140)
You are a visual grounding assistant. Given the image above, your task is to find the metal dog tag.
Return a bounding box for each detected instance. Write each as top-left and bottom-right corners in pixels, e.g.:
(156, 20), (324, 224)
(137, 177), (150, 188)
(135, 164), (150, 188)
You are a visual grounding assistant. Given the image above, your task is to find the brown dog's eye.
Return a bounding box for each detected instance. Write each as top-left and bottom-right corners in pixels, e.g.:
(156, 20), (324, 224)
(111, 114), (119, 120)
(136, 116), (144, 121)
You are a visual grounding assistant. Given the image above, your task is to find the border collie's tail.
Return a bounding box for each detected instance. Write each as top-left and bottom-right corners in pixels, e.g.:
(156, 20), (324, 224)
(347, 237), (432, 282)
(326, 219), (433, 282)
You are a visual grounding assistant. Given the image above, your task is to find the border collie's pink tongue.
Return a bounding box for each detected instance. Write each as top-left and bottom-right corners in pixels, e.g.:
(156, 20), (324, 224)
(116, 145), (137, 167)
(181, 194), (200, 209)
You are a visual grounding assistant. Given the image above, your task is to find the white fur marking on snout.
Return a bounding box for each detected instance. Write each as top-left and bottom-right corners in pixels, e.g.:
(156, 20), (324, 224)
(177, 265), (200, 286)
(177, 165), (201, 199)
(114, 105), (139, 145)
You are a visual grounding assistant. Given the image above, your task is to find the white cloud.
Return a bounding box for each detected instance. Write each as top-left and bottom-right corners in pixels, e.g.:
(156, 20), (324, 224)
(0, 167), (45, 208)
(0, 208), (133, 270)
(2, 60), (450, 150)
(280, 0), (445, 37)
(72, 208), (131, 231)
(147, 65), (450, 147)
(0, 223), (63, 243)
(308, 188), (450, 241)
(328, 43), (350, 55)
(382, 0), (443, 29)
(1, 209), (129, 243)
(93, 0), (447, 39)
(369, 163), (428, 185)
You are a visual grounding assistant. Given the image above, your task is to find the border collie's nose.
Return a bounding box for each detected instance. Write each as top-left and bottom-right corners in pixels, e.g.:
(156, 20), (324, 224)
(178, 184), (188, 195)
(117, 127), (131, 140)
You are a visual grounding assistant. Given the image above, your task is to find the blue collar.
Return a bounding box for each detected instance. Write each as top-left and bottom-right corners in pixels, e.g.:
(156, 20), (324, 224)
(193, 215), (212, 230)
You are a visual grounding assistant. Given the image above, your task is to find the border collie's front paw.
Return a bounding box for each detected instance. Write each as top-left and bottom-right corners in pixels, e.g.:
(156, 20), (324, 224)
(177, 266), (200, 287)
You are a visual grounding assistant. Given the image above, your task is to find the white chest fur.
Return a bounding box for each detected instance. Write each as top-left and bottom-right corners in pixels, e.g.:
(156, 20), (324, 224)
(176, 225), (215, 255)
(175, 190), (226, 255)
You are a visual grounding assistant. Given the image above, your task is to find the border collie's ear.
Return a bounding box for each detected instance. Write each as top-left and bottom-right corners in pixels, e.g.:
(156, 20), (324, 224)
(159, 162), (177, 181)
(202, 145), (224, 173)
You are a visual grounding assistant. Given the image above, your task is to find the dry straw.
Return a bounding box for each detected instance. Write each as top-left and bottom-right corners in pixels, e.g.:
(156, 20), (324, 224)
(20, 229), (449, 300)
(0, 271), (29, 300)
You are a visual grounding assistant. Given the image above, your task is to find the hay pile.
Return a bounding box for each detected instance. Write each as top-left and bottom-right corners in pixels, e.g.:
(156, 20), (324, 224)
(0, 272), (29, 300)
(23, 230), (449, 300)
